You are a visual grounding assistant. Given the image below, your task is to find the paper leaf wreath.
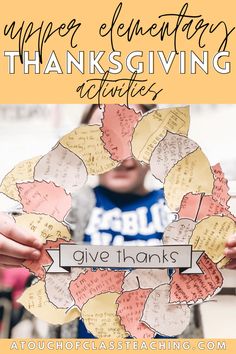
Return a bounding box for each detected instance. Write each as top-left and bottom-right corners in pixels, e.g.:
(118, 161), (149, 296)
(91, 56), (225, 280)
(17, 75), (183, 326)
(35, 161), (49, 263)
(0, 104), (236, 338)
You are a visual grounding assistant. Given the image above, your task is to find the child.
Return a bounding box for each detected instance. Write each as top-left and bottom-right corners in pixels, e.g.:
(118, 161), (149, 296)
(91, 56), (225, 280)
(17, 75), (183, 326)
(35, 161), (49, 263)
(0, 104), (236, 338)
(69, 104), (171, 338)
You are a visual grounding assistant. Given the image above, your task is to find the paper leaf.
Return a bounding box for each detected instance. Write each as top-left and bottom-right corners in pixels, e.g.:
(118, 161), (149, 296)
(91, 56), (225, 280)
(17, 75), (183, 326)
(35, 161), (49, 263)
(178, 164), (232, 221)
(70, 269), (125, 309)
(150, 132), (198, 183)
(169, 253), (223, 304)
(17, 181), (71, 222)
(164, 148), (214, 211)
(116, 288), (155, 338)
(18, 280), (80, 325)
(212, 163), (230, 209)
(196, 195), (228, 220)
(34, 143), (88, 193)
(163, 219), (196, 245)
(122, 269), (169, 292)
(100, 104), (141, 161)
(60, 125), (119, 175)
(23, 239), (70, 279)
(14, 213), (71, 243)
(0, 156), (40, 201)
(45, 268), (86, 309)
(178, 193), (226, 221)
(189, 215), (236, 267)
(178, 193), (202, 220)
(81, 292), (127, 338)
(132, 106), (190, 163)
(141, 284), (191, 337)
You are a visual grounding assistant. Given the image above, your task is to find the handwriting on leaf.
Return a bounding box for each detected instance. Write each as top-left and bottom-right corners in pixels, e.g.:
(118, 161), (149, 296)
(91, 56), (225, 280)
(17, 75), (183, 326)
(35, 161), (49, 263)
(18, 280), (80, 325)
(190, 215), (236, 267)
(141, 284), (191, 337)
(60, 125), (119, 174)
(212, 163), (230, 209)
(164, 148), (214, 211)
(132, 106), (190, 163)
(163, 219), (196, 245)
(34, 143), (87, 193)
(70, 269), (125, 309)
(17, 181), (71, 221)
(23, 239), (70, 279)
(0, 156), (40, 201)
(81, 292), (127, 338)
(122, 269), (169, 291)
(170, 253), (223, 304)
(14, 213), (71, 243)
(116, 288), (154, 338)
(101, 104), (141, 162)
(150, 132), (198, 183)
(45, 268), (86, 309)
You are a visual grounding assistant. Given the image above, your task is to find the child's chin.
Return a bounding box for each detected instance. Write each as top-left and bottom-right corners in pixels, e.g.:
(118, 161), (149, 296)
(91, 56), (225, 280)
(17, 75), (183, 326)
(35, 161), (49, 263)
(107, 182), (134, 193)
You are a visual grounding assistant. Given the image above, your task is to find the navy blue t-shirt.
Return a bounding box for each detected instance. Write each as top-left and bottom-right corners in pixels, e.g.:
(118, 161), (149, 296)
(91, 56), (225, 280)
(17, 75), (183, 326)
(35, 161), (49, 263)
(84, 186), (169, 246)
(78, 185), (171, 338)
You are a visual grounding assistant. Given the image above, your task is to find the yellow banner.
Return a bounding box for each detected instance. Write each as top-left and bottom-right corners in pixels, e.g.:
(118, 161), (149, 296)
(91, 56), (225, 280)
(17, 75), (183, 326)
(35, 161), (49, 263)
(0, 0), (236, 103)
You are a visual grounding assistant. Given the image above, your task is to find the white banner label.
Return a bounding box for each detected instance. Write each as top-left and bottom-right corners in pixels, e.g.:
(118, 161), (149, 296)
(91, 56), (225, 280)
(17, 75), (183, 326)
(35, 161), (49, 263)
(46, 244), (203, 274)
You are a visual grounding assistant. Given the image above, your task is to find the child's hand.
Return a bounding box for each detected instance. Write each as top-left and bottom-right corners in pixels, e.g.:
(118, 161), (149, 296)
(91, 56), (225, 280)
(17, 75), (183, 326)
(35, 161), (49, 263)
(0, 213), (42, 268)
(224, 234), (236, 269)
